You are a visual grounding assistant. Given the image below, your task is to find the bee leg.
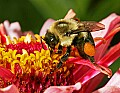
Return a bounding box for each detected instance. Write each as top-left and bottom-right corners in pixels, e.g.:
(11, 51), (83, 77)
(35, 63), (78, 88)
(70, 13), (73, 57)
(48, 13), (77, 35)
(73, 34), (95, 63)
(55, 45), (63, 54)
(88, 56), (94, 62)
(76, 41), (95, 62)
(57, 46), (71, 68)
(83, 32), (95, 62)
(94, 37), (106, 44)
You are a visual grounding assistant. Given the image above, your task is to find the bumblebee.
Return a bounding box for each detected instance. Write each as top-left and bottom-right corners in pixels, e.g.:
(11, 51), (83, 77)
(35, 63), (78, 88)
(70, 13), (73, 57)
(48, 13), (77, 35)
(44, 18), (105, 68)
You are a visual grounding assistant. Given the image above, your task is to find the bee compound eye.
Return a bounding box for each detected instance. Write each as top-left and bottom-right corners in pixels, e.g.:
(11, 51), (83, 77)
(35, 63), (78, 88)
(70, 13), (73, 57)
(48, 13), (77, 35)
(44, 32), (59, 49)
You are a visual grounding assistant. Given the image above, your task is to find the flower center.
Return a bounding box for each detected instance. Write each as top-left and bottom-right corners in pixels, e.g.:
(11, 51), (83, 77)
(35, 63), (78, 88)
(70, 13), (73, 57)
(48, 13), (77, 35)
(0, 34), (75, 92)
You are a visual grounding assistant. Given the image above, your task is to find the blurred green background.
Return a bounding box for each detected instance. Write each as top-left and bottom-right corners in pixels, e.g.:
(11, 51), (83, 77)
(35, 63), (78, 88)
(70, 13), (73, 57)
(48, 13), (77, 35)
(0, 0), (120, 88)
(0, 0), (120, 33)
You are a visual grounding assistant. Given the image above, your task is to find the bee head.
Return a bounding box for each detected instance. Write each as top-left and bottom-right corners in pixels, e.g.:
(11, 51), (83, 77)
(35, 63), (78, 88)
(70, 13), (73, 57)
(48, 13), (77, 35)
(44, 31), (59, 49)
(45, 19), (79, 47)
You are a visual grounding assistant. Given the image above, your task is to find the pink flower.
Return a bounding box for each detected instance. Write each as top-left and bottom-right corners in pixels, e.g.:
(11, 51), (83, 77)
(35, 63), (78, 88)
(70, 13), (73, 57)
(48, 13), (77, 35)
(0, 9), (120, 93)
(40, 10), (120, 93)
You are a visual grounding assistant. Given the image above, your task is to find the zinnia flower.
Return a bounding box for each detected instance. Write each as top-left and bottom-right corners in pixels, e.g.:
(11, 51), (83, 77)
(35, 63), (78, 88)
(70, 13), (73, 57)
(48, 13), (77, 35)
(40, 9), (120, 93)
(0, 9), (120, 93)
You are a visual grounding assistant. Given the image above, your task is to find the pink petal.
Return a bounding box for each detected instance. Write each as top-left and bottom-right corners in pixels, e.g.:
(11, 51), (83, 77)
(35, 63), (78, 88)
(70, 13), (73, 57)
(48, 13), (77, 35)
(40, 19), (55, 36)
(93, 68), (120, 93)
(73, 65), (90, 82)
(92, 13), (120, 61)
(64, 9), (76, 19)
(3, 20), (22, 39)
(95, 26), (120, 48)
(106, 68), (120, 87)
(97, 42), (120, 66)
(0, 24), (7, 35)
(0, 84), (19, 93)
(77, 69), (101, 84)
(0, 24), (7, 43)
(10, 22), (21, 31)
(93, 86), (120, 93)
(67, 57), (112, 79)
(0, 66), (14, 80)
(44, 82), (81, 93)
(84, 73), (105, 93)
(92, 13), (119, 41)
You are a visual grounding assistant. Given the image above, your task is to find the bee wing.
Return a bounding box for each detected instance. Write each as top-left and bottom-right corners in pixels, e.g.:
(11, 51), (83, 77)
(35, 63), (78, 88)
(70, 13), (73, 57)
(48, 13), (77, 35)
(88, 21), (105, 31)
(79, 21), (105, 32)
(64, 21), (105, 36)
